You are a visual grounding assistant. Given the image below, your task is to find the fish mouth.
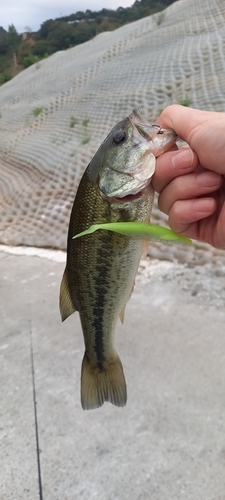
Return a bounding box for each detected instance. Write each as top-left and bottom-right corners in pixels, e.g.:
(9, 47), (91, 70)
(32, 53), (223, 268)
(113, 183), (152, 203)
(115, 192), (144, 203)
(129, 109), (162, 141)
(129, 108), (150, 127)
(129, 108), (178, 155)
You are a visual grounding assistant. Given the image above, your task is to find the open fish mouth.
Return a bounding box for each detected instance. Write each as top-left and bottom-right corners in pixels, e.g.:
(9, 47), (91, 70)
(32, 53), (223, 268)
(114, 192), (146, 203)
(129, 108), (178, 153)
(114, 183), (152, 203)
(129, 108), (165, 136)
(129, 109), (163, 140)
(129, 108), (150, 127)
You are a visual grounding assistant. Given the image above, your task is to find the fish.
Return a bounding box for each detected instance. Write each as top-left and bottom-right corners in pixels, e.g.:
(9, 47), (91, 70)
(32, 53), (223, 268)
(59, 109), (177, 410)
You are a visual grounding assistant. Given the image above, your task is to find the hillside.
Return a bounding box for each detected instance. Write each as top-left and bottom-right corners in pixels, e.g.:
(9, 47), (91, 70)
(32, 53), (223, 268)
(0, 0), (176, 70)
(0, 0), (225, 264)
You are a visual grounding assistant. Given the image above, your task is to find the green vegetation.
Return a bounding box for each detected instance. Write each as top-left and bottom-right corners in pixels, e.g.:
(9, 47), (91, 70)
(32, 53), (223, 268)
(0, 1), (176, 85)
(179, 97), (191, 107)
(81, 118), (90, 143)
(82, 119), (89, 127)
(82, 137), (90, 145)
(0, 71), (12, 85)
(0, 25), (20, 71)
(38, 0), (174, 53)
(70, 116), (78, 128)
(23, 54), (42, 68)
(33, 107), (43, 116)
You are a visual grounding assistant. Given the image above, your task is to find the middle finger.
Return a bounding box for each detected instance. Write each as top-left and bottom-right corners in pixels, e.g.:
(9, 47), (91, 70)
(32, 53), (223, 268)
(158, 170), (223, 215)
(153, 146), (198, 193)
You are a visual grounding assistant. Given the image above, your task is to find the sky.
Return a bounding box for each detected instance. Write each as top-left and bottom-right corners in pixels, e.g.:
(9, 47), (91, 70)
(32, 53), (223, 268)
(0, 0), (134, 34)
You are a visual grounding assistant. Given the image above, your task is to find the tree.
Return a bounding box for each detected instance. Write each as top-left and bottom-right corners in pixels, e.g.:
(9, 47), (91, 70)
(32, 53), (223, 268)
(48, 21), (76, 51)
(32, 40), (50, 57)
(0, 33), (8, 55)
(39, 19), (55, 39)
(7, 24), (20, 55)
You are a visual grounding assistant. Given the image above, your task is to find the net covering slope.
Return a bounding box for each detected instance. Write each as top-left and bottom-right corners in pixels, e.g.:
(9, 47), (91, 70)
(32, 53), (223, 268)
(0, 0), (225, 264)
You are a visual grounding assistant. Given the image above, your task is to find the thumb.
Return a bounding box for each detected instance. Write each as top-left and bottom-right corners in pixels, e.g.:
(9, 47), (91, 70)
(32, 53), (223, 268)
(156, 105), (225, 174)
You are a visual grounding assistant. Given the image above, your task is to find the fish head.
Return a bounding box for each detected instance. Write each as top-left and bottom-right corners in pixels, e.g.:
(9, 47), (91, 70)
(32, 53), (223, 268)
(95, 108), (177, 200)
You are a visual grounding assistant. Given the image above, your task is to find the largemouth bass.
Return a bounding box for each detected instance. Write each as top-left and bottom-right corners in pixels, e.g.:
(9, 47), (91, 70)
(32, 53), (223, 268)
(60, 109), (177, 410)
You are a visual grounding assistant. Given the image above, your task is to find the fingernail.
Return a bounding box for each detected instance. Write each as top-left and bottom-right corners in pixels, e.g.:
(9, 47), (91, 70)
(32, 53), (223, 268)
(192, 198), (215, 213)
(197, 172), (221, 187)
(172, 148), (194, 169)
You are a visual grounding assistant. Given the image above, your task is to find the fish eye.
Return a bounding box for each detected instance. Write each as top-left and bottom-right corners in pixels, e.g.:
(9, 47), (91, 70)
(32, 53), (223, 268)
(113, 130), (127, 145)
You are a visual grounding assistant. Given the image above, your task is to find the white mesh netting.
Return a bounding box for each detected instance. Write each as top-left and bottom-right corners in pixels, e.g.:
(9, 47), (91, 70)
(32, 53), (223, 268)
(0, 0), (225, 264)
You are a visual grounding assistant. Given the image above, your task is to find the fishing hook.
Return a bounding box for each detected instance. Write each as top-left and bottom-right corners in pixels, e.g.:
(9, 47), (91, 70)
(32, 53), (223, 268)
(152, 124), (164, 134)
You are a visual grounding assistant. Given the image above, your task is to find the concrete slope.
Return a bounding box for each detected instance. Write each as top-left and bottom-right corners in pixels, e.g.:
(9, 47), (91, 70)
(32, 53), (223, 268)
(0, 0), (225, 265)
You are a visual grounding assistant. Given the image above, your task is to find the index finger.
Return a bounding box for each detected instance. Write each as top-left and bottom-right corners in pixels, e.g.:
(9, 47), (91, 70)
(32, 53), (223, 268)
(155, 105), (225, 174)
(152, 146), (199, 193)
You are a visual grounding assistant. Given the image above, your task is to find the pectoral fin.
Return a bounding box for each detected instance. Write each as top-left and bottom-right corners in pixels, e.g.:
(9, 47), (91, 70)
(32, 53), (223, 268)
(142, 240), (149, 258)
(119, 307), (126, 324)
(59, 267), (77, 321)
(119, 279), (135, 324)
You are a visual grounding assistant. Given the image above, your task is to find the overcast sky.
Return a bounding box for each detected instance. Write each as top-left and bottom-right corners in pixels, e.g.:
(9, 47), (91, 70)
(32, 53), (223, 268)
(0, 0), (134, 34)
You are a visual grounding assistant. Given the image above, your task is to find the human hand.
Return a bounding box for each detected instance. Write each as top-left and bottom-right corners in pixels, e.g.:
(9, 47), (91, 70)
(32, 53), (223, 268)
(152, 105), (225, 248)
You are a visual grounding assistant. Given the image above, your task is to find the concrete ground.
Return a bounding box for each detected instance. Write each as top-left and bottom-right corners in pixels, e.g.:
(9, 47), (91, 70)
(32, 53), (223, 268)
(1, 248), (225, 500)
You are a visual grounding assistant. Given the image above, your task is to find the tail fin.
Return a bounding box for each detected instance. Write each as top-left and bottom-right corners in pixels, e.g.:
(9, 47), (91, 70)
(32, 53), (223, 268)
(81, 352), (127, 410)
